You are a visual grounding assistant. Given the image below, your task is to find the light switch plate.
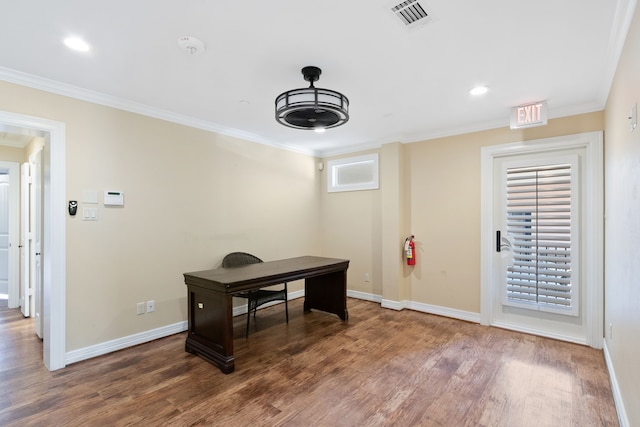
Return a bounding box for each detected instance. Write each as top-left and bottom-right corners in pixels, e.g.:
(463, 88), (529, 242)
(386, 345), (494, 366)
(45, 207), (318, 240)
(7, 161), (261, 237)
(630, 102), (637, 132)
(82, 190), (99, 204)
(82, 207), (98, 221)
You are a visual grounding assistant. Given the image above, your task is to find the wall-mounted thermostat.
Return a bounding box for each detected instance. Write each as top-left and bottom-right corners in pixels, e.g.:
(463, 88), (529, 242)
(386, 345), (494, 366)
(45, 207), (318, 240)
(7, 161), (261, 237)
(104, 191), (124, 206)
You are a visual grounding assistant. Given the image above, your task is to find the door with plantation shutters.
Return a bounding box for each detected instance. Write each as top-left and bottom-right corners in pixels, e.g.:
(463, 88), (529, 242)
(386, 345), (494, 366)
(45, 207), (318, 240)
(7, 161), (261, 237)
(482, 132), (603, 348)
(501, 157), (579, 316)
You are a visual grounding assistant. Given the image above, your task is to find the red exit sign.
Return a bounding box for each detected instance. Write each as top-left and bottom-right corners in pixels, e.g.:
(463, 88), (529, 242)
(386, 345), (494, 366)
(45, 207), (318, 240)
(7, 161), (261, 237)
(510, 102), (548, 129)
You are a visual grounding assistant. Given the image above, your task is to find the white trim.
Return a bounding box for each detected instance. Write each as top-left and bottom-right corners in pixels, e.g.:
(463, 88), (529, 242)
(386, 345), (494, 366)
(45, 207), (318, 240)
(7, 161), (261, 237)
(65, 291), (477, 367)
(0, 111), (66, 370)
(480, 131), (604, 348)
(347, 289), (382, 303)
(66, 290), (306, 365)
(65, 321), (188, 365)
(0, 67), (316, 157)
(490, 321), (587, 346)
(351, 292), (482, 323)
(598, 0), (638, 106)
(406, 301), (481, 324)
(381, 299), (407, 311)
(1, 62), (626, 161)
(327, 153), (379, 193)
(584, 133), (605, 349)
(604, 339), (630, 427)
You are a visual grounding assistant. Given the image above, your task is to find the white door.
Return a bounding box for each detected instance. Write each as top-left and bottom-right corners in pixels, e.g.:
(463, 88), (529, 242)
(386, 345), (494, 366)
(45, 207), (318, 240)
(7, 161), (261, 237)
(20, 162), (32, 317)
(481, 132), (603, 348)
(493, 151), (583, 341)
(31, 150), (43, 338)
(0, 174), (8, 297)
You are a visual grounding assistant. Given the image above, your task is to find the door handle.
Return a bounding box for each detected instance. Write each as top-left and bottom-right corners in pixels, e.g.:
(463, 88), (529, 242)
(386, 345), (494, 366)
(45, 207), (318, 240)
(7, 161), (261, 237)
(496, 230), (501, 252)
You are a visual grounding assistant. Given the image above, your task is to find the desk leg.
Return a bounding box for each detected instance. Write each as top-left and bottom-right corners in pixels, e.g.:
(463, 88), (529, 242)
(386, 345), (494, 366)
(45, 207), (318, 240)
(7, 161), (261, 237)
(304, 270), (348, 320)
(185, 287), (235, 374)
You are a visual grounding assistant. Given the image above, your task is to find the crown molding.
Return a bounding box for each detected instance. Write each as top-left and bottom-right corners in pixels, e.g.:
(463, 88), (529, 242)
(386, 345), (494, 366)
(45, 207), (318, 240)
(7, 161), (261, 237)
(598, 0), (638, 105)
(0, 66), (317, 157)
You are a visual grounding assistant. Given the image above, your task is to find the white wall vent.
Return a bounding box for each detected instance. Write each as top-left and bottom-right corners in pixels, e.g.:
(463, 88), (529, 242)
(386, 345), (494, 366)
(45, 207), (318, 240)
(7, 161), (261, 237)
(390, 0), (432, 30)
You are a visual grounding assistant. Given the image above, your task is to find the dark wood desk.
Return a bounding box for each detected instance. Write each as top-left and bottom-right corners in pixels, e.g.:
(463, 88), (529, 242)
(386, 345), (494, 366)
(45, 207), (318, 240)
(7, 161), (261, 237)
(183, 256), (350, 373)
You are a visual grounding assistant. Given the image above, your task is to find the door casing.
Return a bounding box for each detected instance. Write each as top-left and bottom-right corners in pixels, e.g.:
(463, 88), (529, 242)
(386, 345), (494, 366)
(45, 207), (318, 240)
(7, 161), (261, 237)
(0, 110), (66, 370)
(480, 131), (604, 348)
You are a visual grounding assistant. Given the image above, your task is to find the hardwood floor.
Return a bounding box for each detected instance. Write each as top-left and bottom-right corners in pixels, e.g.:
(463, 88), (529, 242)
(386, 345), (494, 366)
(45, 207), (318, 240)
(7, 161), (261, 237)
(0, 297), (619, 426)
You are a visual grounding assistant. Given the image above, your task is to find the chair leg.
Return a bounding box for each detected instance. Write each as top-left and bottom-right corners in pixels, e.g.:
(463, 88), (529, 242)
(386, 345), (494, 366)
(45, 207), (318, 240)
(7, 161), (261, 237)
(245, 302), (251, 338)
(285, 296), (289, 323)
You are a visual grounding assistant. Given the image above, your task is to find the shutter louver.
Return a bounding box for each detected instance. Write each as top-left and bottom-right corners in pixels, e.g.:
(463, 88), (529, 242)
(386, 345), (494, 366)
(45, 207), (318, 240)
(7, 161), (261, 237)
(505, 164), (573, 310)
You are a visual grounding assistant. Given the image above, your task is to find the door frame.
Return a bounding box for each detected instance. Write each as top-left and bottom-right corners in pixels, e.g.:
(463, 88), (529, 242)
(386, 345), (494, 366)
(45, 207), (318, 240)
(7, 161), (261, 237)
(480, 131), (604, 348)
(20, 162), (30, 316)
(0, 110), (66, 370)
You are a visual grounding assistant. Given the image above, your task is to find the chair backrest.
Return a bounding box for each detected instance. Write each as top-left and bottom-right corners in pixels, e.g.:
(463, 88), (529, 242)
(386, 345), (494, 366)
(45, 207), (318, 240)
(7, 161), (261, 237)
(222, 252), (263, 268)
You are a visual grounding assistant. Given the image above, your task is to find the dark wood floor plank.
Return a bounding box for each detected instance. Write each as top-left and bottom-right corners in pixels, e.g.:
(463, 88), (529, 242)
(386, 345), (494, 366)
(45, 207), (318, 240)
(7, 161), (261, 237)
(0, 297), (619, 426)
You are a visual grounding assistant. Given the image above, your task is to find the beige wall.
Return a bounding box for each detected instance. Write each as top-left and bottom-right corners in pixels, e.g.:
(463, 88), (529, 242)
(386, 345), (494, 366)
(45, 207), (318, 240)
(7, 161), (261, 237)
(322, 112), (603, 314)
(604, 2), (640, 424)
(320, 149), (383, 297)
(0, 145), (27, 163)
(405, 113), (604, 313)
(0, 81), (322, 351)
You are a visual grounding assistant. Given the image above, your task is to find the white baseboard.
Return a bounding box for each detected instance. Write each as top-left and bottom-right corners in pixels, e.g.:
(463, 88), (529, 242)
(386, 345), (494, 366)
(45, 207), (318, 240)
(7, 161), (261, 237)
(406, 300), (481, 323)
(357, 292), (481, 324)
(347, 289), (382, 303)
(66, 291), (305, 365)
(65, 290), (479, 366)
(603, 339), (629, 427)
(65, 321), (188, 365)
(381, 298), (407, 310)
(489, 320), (587, 346)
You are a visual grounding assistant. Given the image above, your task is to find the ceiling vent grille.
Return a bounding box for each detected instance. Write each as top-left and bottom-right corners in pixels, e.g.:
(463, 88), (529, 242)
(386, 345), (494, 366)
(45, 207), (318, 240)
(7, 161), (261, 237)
(390, 0), (431, 29)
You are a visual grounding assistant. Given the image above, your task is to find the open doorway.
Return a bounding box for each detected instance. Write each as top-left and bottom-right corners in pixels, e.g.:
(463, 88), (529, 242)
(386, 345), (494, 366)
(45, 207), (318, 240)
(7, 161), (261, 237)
(0, 111), (66, 371)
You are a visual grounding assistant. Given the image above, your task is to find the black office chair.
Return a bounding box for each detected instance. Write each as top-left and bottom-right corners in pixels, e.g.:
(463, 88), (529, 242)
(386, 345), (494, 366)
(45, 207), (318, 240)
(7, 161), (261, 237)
(222, 252), (288, 338)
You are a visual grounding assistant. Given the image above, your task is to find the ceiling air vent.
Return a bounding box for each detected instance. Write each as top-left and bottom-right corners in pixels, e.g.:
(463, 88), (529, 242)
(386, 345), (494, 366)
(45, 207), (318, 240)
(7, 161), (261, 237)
(390, 0), (432, 30)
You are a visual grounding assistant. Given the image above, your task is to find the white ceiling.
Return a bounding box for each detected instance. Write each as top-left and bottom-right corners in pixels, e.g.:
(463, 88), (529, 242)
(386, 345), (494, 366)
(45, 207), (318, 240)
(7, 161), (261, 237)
(0, 1), (634, 156)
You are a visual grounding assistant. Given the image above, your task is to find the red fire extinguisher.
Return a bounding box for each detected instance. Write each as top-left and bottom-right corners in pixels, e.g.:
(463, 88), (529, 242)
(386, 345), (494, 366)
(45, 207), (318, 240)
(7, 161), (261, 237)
(404, 235), (416, 266)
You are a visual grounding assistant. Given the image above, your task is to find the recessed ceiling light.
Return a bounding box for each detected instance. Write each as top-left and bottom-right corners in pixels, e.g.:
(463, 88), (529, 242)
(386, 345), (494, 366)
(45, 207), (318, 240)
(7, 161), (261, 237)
(64, 37), (90, 52)
(469, 86), (489, 96)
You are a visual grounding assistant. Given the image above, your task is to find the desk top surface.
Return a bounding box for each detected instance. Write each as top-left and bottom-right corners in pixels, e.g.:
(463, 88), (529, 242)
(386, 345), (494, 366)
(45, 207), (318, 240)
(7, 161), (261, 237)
(184, 256), (350, 292)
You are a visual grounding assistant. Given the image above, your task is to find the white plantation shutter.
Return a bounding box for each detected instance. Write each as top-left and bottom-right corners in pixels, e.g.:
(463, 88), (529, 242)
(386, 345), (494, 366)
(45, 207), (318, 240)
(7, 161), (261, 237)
(505, 163), (577, 315)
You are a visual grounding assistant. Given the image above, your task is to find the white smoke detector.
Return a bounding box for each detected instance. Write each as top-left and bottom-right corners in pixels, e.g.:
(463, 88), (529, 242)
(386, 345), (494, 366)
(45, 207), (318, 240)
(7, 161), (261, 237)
(178, 36), (205, 55)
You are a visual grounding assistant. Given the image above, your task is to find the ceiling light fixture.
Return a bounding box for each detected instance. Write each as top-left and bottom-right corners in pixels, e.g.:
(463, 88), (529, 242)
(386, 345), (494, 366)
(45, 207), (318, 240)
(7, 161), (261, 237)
(275, 66), (349, 131)
(64, 37), (90, 52)
(469, 86), (489, 96)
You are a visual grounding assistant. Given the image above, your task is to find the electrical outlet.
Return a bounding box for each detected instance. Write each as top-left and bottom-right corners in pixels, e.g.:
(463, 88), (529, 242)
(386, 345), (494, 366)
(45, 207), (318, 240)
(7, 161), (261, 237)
(364, 273), (370, 282)
(609, 323), (613, 339)
(136, 302), (145, 315)
(146, 300), (155, 313)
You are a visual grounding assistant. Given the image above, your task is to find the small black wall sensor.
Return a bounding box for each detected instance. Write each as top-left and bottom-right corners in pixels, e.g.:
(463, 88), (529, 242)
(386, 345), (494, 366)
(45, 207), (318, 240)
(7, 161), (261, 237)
(69, 200), (78, 216)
